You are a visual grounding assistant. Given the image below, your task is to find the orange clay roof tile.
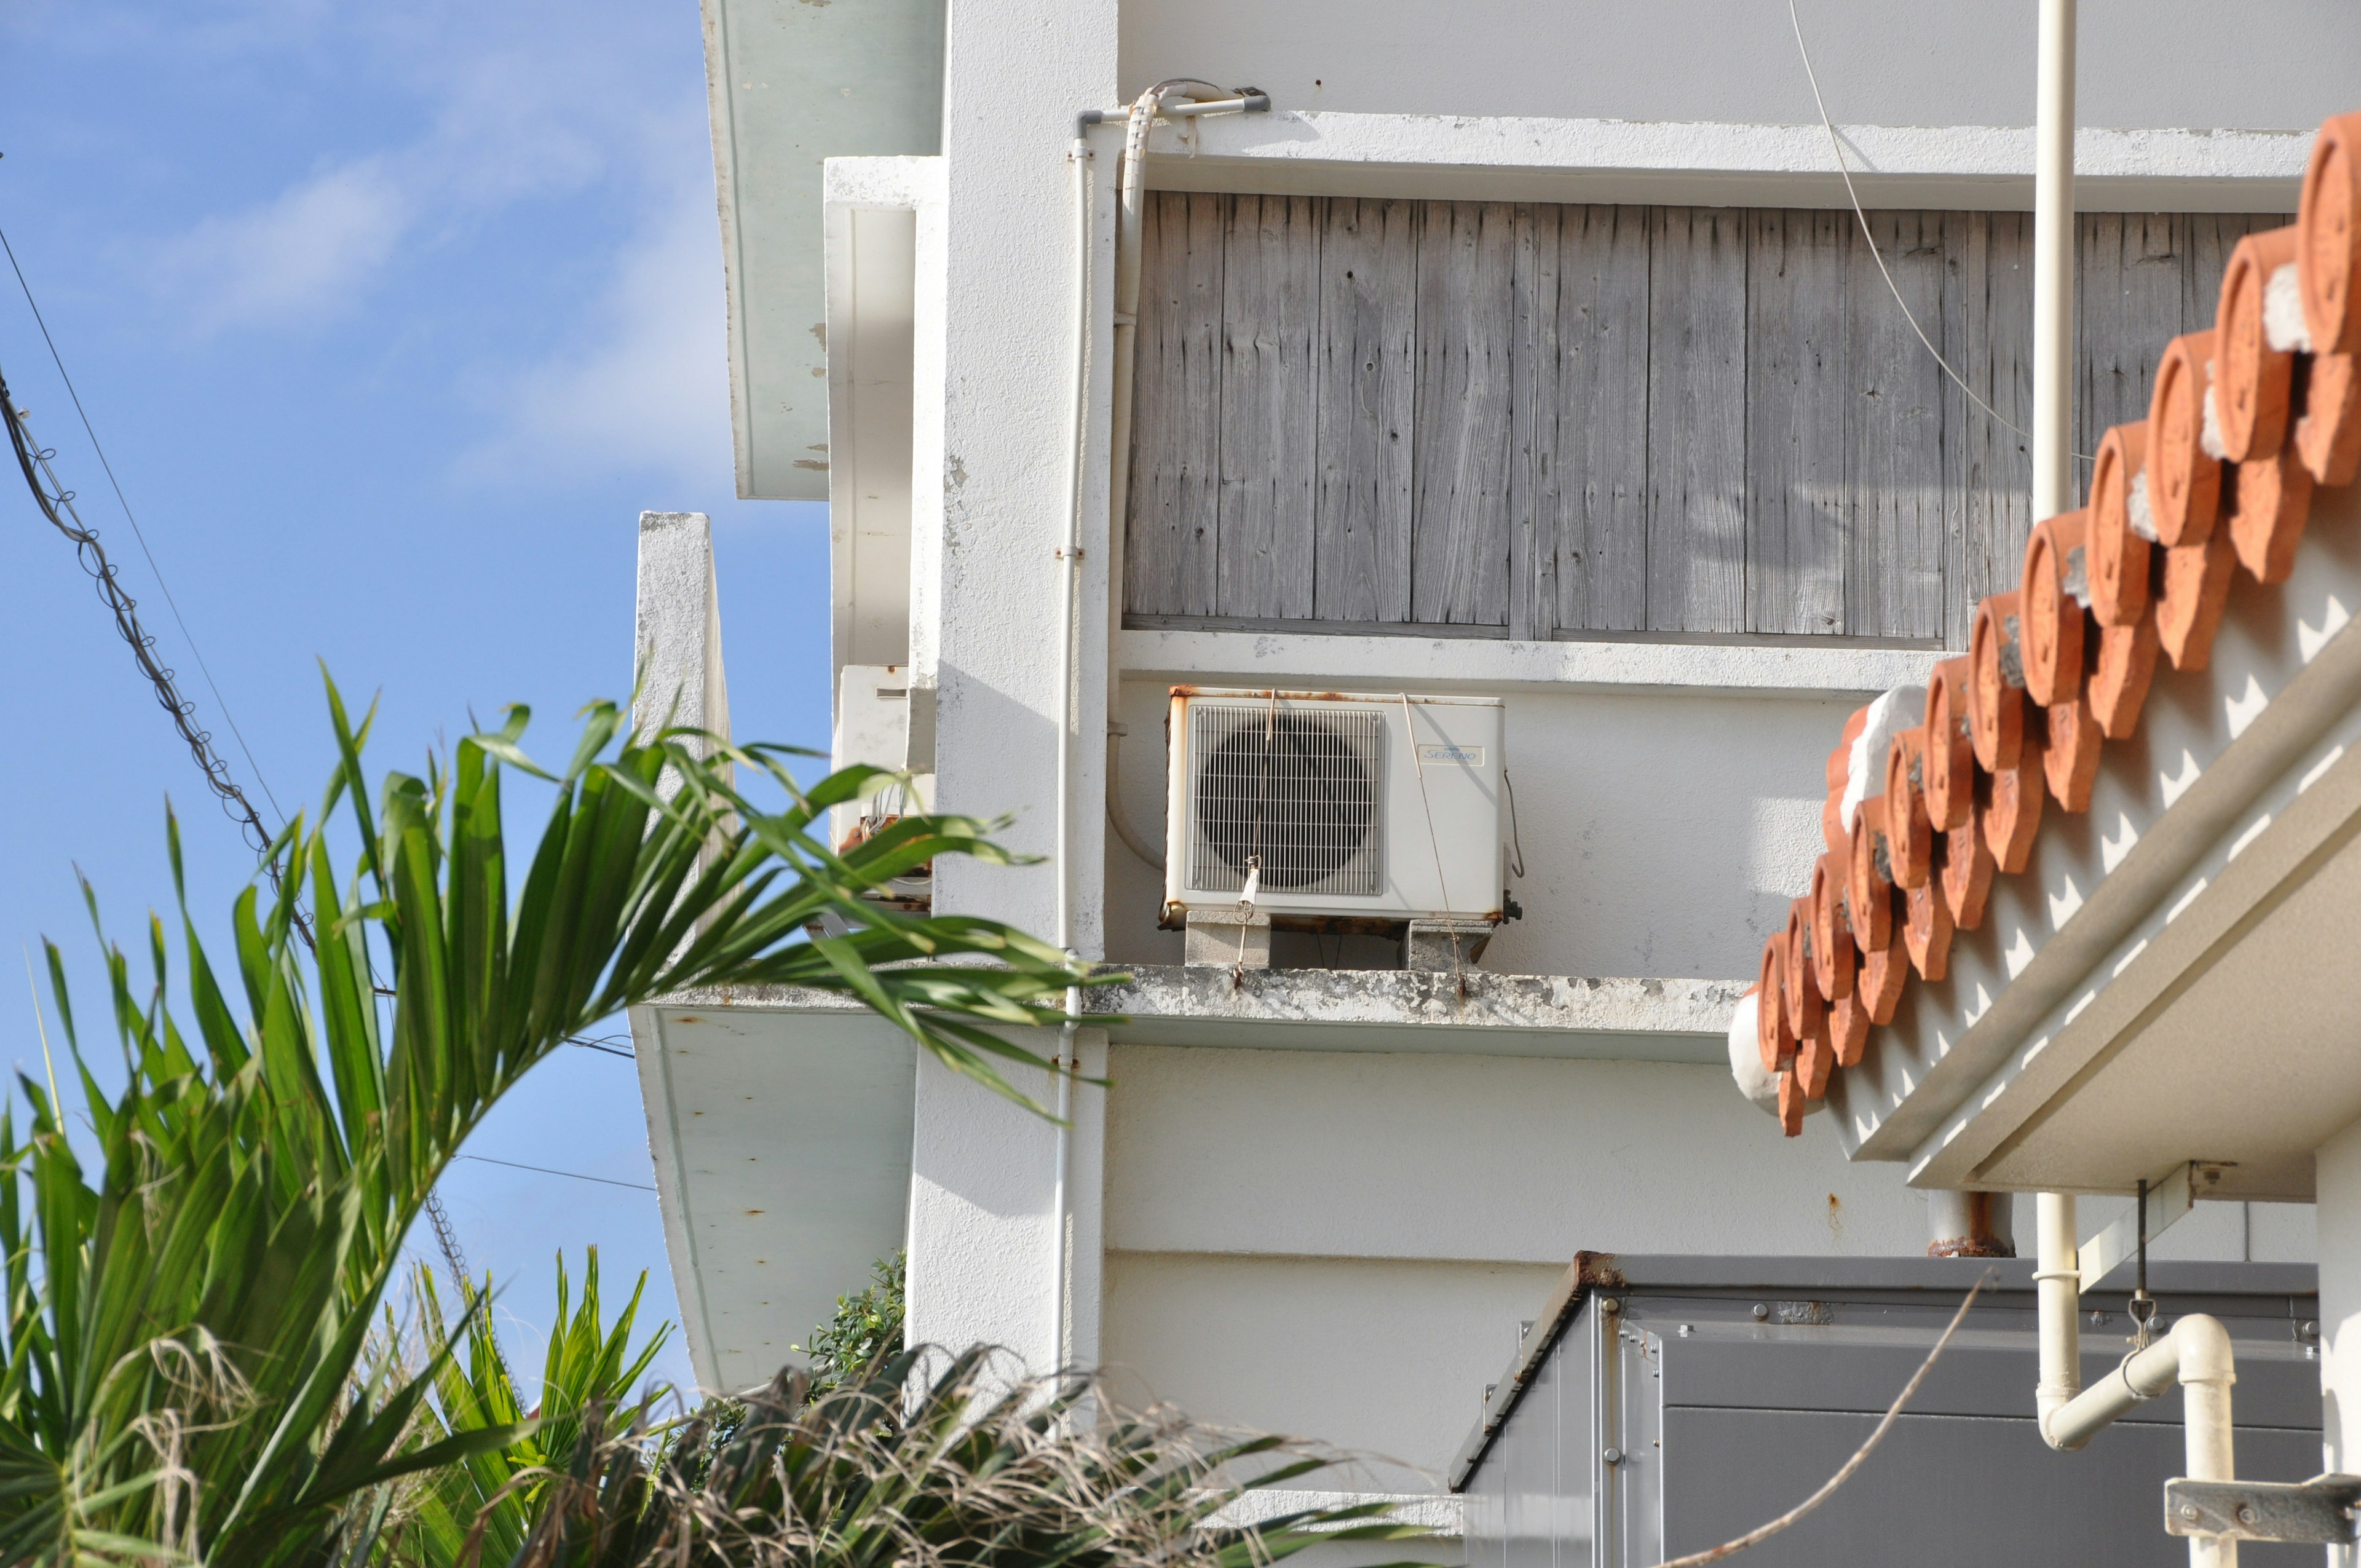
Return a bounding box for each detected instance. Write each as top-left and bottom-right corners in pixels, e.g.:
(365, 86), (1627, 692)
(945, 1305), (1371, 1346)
(1760, 109), (2361, 1134)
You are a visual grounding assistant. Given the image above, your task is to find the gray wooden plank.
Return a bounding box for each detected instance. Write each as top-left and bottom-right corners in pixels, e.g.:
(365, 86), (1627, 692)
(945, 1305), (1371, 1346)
(1646, 206), (1749, 633)
(1123, 191), (1223, 617)
(1936, 208), (1970, 651)
(1217, 193), (1319, 619)
(1508, 202), (1562, 641)
(1845, 208), (1948, 639)
(1410, 200), (1516, 625)
(1956, 209), (2034, 640)
(2074, 212), (2180, 502)
(1744, 208), (1848, 635)
(2180, 211), (2280, 333)
(1552, 204), (1652, 633)
(1313, 197), (1417, 622)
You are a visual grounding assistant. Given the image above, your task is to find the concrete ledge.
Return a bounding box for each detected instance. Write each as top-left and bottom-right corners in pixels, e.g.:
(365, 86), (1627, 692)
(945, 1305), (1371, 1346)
(1119, 626), (1937, 699)
(1134, 112), (2306, 213)
(658, 970), (1746, 1062)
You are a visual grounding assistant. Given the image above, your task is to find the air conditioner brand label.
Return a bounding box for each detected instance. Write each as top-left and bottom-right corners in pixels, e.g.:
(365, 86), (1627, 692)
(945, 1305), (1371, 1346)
(1417, 743), (1484, 767)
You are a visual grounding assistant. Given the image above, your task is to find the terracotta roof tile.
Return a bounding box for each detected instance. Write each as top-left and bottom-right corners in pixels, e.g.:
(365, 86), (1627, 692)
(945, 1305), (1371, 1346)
(1755, 108), (2361, 1134)
(2088, 424), (2151, 626)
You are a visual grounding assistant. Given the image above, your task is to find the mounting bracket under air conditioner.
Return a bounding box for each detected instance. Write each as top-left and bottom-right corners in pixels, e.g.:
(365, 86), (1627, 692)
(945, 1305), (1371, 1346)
(2164, 1474), (2361, 1544)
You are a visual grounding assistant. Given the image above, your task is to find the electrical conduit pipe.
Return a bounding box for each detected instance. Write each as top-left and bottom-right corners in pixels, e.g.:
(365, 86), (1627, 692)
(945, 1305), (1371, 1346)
(1048, 121), (1095, 1376)
(2035, 1192), (2240, 1567)
(1051, 79), (1266, 1371)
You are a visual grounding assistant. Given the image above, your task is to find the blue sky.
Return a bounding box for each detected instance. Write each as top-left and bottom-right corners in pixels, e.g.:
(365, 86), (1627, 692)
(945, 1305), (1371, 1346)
(0, 0), (832, 1398)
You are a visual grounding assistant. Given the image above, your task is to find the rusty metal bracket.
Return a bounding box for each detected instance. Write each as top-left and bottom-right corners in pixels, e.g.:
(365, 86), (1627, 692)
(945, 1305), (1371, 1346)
(2164, 1474), (2361, 1544)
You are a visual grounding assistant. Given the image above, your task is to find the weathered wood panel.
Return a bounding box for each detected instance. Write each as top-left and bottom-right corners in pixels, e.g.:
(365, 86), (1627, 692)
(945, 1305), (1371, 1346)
(1645, 207), (1750, 633)
(1745, 209), (1848, 635)
(1553, 204), (1652, 633)
(1411, 202), (1517, 625)
(1846, 209), (1947, 639)
(1124, 194), (2292, 646)
(1312, 198), (1417, 622)
(1216, 194), (1318, 618)
(1506, 202), (1560, 643)
(1125, 192), (1223, 616)
(1948, 209), (2036, 644)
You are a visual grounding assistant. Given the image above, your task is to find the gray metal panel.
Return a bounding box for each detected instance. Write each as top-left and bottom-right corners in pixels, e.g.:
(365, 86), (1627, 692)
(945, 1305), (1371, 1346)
(703, 0), (944, 499)
(1460, 1256), (2324, 1568)
(1661, 1408), (2321, 1568)
(1451, 1254), (2319, 1489)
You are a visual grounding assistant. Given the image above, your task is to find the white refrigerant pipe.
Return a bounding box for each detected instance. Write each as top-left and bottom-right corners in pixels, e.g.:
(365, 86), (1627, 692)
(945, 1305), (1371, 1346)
(1047, 76), (1267, 1374)
(2035, 1192), (2240, 1567)
(1105, 79), (1268, 651)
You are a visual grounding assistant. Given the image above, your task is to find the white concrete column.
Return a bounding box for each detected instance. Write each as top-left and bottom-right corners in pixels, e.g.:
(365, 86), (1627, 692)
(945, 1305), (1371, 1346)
(633, 510), (732, 750)
(902, 0), (1118, 1372)
(2315, 1116), (2361, 1476)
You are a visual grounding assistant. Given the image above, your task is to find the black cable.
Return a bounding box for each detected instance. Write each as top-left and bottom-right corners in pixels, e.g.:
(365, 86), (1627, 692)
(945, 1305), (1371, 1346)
(0, 225), (286, 823)
(455, 1154), (657, 1192)
(1, 363), (309, 934)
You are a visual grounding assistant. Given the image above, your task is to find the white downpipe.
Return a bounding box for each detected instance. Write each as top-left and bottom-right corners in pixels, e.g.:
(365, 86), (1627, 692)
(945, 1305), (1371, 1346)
(2035, 1189), (2239, 1565)
(2035, 1192), (2082, 1438)
(2031, 0), (2076, 521)
(1048, 130), (1093, 1376)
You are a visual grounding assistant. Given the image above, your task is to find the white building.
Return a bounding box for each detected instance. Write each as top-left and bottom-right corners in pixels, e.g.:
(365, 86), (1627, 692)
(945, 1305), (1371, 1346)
(628, 0), (2358, 1537)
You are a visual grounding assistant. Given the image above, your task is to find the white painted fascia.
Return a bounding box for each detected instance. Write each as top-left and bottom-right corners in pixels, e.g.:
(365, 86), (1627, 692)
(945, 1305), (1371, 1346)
(655, 972), (1745, 1064)
(1120, 625), (1937, 699)
(1830, 483), (2361, 1194)
(824, 157), (944, 679)
(1139, 112), (2307, 213)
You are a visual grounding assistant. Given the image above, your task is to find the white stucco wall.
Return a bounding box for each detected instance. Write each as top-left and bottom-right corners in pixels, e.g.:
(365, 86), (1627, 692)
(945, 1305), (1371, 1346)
(1108, 670), (1867, 979)
(1118, 0), (2361, 133)
(901, 0), (1119, 1377)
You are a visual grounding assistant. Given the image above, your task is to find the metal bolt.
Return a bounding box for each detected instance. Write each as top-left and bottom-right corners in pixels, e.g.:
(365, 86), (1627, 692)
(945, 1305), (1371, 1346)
(1602, 1447), (1623, 1465)
(2301, 1320), (2322, 1344)
(2180, 1505), (2201, 1523)
(2236, 1505), (2258, 1527)
(1599, 1297), (1621, 1315)
(1752, 1303), (1771, 1321)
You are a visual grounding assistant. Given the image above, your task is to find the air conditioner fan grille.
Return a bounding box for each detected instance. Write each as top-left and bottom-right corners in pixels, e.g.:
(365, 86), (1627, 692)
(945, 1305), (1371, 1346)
(1187, 703), (1382, 897)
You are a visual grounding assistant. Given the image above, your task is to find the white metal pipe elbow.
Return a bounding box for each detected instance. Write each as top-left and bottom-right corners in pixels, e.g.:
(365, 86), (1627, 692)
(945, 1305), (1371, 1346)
(2035, 1192), (2083, 1445)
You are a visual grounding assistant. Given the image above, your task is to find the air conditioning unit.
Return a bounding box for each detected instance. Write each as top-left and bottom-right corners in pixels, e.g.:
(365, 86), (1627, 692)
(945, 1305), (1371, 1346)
(1161, 688), (1505, 928)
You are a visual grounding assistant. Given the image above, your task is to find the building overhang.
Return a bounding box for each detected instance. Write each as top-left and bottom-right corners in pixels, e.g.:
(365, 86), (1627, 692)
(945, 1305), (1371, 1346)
(630, 1000), (917, 1393)
(1833, 484), (2361, 1201)
(632, 968), (1736, 1382)
(700, 0), (942, 501)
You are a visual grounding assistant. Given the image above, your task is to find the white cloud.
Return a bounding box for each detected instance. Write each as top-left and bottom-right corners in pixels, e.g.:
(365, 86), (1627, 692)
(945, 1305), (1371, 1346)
(139, 0), (692, 335)
(156, 159), (415, 332)
(456, 177), (731, 489)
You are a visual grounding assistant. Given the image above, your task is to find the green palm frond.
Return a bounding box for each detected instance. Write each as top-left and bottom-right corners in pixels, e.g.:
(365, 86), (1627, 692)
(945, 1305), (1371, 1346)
(507, 1347), (1439, 1568)
(0, 675), (1107, 1567)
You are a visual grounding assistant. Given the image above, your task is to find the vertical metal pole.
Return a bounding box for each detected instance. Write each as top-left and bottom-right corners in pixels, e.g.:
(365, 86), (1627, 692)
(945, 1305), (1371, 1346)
(2032, 0), (2078, 521)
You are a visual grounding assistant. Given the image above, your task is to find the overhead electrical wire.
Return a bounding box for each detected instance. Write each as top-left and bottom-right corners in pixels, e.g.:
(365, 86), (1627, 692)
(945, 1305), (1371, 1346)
(0, 226), (518, 1304)
(456, 1154), (657, 1192)
(1784, 0), (2093, 464)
